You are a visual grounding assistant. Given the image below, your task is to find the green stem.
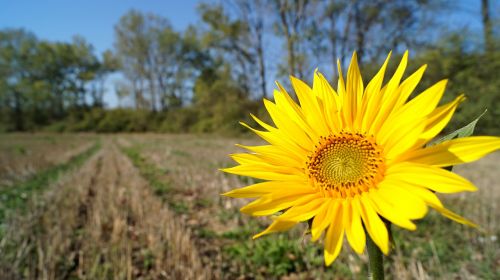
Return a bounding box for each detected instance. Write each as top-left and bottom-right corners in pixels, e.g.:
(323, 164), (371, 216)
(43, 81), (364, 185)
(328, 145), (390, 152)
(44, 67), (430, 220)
(367, 233), (384, 280)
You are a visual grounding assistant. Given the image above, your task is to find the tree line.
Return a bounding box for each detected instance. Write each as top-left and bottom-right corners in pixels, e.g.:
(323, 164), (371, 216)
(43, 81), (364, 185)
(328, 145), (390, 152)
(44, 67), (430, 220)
(0, 0), (498, 135)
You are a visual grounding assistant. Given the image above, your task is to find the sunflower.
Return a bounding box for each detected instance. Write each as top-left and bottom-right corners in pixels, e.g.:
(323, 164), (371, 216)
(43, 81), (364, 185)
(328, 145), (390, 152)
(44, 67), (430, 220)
(222, 51), (500, 265)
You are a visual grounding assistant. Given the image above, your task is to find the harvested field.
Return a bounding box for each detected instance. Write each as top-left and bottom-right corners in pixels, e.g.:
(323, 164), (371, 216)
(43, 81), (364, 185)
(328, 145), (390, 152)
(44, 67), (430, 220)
(0, 133), (498, 279)
(0, 134), (96, 185)
(1, 139), (207, 279)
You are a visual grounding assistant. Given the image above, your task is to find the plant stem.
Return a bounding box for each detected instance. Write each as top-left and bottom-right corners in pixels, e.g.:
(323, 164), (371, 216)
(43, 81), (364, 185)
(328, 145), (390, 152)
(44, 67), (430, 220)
(367, 233), (384, 280)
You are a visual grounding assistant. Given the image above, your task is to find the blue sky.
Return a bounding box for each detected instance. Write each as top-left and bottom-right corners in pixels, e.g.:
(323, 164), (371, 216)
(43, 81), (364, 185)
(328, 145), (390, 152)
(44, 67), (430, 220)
(0, 0), (200, 54)
(1, 0), (490, 54)
(0, 0), (493, 107)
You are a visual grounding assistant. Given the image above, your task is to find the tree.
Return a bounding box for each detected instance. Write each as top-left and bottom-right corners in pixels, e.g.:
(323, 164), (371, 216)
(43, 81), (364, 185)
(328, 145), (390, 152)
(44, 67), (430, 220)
(481, 0), (495, 53)
(229, 0), (269, 99)
(198, 3), (255, 94)
(272, 0), (313, 79)
(0, 29), (115, 131)
(114, 10), (194, 111)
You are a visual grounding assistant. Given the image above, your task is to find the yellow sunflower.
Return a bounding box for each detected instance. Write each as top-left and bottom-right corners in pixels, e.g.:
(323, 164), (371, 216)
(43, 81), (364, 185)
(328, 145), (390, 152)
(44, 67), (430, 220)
(222, 51), (500, 265)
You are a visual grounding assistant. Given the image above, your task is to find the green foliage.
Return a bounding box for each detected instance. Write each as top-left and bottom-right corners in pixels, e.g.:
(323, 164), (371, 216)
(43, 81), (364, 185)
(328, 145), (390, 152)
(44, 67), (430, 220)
(121, 145), (173, 201)
(223, 229), (355, 279)
(96, 109), (151, 132)
(169, 201), (189, 214)
(225, 235), (307, 277)
(158, 107), (198, 133)
(43, 108), (158, 133)
(191, 64), (259, 135)
(0, 29), (115, 131)
(114, 10), (198, 111)
(433, 109), (487, 145)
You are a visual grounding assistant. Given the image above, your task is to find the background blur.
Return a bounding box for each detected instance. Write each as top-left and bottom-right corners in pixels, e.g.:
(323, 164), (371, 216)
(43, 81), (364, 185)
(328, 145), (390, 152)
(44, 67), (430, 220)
(1, 0), (499, 135)
(0, 1), (499, 279)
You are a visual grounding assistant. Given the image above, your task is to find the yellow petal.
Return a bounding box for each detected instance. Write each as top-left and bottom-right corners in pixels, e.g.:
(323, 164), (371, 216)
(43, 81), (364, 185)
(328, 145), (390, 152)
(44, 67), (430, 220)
(376, 181), (428, 219)
(383, 117), (427, 160)
(394, 175), (476, 228)
(273, 89), (320, 141)
(275, 81), (302, 113)
(379, 80), (447, 153)
(345, 52), (363, 128)
(414, 94), (465, 148)
(336, 59), (346, 126)
(276, 197), (326, 222)
(431, 205), (478, 228)
(240, 193), (320, 216)
(250, 114), (309, 156)
(383, 51), (409, 100)
(368, 190), (417, 230)
(408, 186), (477, 227)
(393, 79), (447, 120)
(311, 199), (336, 241)
(357, 195), (389, 254)
(263, 99), (313, 150)
(235, 144), (303, 167)
(274, 82), (319, 139)
(324, 203), (344, 266)
(222, 181), (312, 198)
(221, 165), (304, 181)
(360, 52), (391, 132)
(386, 162), (477, 193)
(253, 219), (298, 239)
(393, 65), (427, 109)
(313, 71), (342, 133)
(343, 200), (365, 254)
(230, 153), (301, 170)
(388, 179), (445, 208)
(402, 136), (500, 167)
(240, 122), (304, 161)
(290, 76), (329, 136)
(368, 51), (408, 135)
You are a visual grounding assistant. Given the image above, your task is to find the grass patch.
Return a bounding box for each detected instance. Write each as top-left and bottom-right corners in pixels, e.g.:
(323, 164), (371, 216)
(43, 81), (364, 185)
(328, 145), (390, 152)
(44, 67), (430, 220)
(123, 145), (195, 216)
(196, 227), (218, 239)
(170, 201), (189, 214)
(121, 145), (173, 197)
(14, 145), (27, 155)
(389, 211), (498, 278)
(120, 145), (183, 209)
(0, 140), (101, 226)
(223, 232), (355, 278)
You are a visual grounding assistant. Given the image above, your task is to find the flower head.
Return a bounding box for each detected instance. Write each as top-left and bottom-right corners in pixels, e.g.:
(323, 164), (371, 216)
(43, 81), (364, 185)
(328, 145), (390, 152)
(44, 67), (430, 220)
(222, 51), (500, 265)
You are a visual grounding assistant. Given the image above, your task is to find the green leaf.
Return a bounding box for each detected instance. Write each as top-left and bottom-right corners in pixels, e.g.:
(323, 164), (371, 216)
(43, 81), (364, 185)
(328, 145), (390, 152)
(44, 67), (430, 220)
(430, 109), (487, 171)
(432, 109), (487, 145)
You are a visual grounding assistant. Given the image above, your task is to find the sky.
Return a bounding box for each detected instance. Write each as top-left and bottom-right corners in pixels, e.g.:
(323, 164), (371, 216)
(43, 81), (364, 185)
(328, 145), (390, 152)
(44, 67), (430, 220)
(0, 0), (200, 54)
(0, 0), (494, 107)
(0, 0), (203, 107)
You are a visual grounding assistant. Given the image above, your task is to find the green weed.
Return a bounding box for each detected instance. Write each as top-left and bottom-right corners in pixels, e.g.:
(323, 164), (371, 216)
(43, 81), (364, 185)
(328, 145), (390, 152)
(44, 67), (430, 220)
(0, 140), (101, 229)
(121, 146), (173, 197)
(14, 145), (27, 155)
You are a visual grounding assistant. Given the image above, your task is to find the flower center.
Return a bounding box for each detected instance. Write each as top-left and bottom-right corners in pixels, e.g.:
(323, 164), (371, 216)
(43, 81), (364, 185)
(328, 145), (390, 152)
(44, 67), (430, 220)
(306, 132), (385, 198)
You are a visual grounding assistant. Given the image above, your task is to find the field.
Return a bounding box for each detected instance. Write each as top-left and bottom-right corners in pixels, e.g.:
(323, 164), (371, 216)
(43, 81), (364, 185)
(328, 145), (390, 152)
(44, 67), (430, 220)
(0, 133), (498, 279)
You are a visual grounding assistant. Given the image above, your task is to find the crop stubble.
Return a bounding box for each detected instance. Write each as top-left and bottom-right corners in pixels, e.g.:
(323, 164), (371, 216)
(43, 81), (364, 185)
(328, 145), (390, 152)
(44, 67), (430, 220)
(0, 134), (498, 279)
(0, 139), (208, 279)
